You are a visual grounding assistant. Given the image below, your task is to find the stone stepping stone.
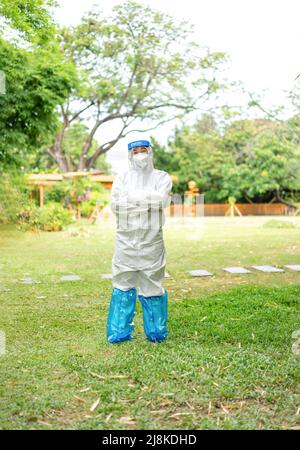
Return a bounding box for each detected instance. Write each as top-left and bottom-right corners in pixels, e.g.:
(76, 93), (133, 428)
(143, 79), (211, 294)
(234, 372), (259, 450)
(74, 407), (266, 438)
(188, 269), (213, 277)
(18, 277), (41, 284)
(223, 267), (251, 274)
(251, 265), (284, 273)
(101, 274), (113, 279)
(60, 275), (81, 281)
(284, 265), (300, 271)
(0, 285), (11, 292)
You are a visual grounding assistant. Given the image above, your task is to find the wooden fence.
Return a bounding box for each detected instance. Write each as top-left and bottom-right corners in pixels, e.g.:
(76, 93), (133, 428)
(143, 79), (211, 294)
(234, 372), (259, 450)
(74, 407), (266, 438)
(169, 203), (288, 216)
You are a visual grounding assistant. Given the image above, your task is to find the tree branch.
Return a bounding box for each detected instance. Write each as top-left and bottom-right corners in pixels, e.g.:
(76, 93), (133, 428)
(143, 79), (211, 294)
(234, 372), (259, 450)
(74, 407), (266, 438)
(248, 92), (284, 123)
(69, 101), (95, 124)
(123, 116), (184, 135)
(274, 189), (297, 209)
(86, 121), (130, 169)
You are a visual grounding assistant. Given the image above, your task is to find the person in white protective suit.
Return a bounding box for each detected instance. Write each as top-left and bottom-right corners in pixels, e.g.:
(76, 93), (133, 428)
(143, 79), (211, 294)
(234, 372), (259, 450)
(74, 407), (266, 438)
(106, 139), (172, 343)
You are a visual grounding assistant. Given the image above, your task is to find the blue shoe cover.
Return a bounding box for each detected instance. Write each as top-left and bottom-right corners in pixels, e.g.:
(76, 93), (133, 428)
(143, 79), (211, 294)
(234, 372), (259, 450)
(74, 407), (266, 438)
(138, 290), (168, 342)
(106, 287), (136, 343)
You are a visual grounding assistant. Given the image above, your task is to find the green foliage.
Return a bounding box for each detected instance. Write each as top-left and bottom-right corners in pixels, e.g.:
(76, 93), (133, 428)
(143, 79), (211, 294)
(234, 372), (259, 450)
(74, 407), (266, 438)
(151, 136), (178, 174)
(43, 181), (70, 204)
(43, 177), (110, 216)
(0, 1), (227, 172)
(49, 1), (227, 171)
(44, 177), (93, 203)
(80, 202), (95, 218)
(0, 38), (78, 168)
(0, 1), (78, 169)
(0, 0), (56, 44)
(63, 1), (226, 121)
(154, 115), (300, 202)
(0, 172), (31, 223)
(18, 202), (74, 231)
(79, 190), (110, 217)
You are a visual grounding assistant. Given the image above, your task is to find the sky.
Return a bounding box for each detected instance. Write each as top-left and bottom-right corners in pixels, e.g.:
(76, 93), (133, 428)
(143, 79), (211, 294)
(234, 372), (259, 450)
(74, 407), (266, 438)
(53, 0), (300, 173)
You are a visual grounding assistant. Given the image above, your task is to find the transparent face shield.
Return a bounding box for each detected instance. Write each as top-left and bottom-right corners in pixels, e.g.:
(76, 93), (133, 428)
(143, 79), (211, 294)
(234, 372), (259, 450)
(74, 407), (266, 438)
(128, 145), (153, 170)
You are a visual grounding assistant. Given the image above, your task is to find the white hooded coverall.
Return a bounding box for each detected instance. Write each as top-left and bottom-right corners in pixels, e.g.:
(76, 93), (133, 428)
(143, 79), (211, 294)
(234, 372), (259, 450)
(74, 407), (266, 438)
(110, 145), (172, 297)
(106, 140), (172, 343)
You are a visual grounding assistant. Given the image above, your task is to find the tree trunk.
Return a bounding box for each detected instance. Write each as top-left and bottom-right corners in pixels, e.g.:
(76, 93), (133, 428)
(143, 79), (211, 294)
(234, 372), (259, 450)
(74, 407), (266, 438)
(52, 146), (69, 172)
(244, 193), (254, 204)
(78, 129), (98, 171)
(274, 189), (297, 210)
(48, 118), (70, 172)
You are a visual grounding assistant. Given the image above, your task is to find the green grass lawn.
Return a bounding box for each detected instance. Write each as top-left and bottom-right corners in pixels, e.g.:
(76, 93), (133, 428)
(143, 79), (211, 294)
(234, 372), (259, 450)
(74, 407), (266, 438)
(0, 216), (299, 430)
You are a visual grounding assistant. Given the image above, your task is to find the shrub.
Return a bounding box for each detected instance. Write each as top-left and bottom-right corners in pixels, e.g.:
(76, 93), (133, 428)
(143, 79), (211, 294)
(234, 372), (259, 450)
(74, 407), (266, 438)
(44, 181), (70, 204)
(44, 178), (110, 213)
(80, 201), (95, 218)
(0, 172), (31, 224)
(80, 190), (110, 216)
(18, 202), (74, 231)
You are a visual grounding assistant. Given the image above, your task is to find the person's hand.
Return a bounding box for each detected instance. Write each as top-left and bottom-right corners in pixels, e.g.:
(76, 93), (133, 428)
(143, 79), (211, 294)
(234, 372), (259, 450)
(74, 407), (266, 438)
(127, 189), (146, 203)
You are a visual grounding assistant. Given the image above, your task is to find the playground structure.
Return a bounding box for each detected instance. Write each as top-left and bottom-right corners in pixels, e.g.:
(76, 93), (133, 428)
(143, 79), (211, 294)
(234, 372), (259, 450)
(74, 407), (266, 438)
(28, 172), (114, 207)
(28, 172), (114, 221)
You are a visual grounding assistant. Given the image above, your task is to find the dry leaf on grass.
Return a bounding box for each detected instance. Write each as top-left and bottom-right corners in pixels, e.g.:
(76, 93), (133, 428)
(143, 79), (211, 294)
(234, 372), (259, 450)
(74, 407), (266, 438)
(89, 372), (128, 380)
(90, 398), (100, 412)
(73, 396), (86, 403)
(119, 416), (135, 426)
(185, 401), (194, 410)
(220, 403), (230, 414)
(208, 401), (212, 415)
(105, 413), (113, 423)
(89, 371), (105, 380)
(108, 375), (128, 379)
(160, 399), (173, 407)
(169, 412), (193, 418)
(37, 421), (52, 427)
(79, 387), (90, 393)
(150, 409), (167, 415)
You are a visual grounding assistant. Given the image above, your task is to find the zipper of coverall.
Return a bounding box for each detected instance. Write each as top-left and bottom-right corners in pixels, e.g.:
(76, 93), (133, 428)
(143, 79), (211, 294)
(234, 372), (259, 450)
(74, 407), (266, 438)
(135, 171), (143, 267)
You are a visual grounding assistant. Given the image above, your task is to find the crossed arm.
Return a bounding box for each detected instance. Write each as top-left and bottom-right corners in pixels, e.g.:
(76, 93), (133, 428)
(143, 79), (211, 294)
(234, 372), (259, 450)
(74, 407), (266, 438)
(110, 172), (173, 215)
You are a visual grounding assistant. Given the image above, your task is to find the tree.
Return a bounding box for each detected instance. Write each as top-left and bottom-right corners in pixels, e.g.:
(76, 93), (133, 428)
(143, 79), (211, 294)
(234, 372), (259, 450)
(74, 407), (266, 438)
(0, 0), (78, 169)
(221, 119), (300, 205)
(162, 120), (226, 198)
(238, 132), (300, 206)
(28, 123), (111, 173)
(155, 116), (300, 204)
(0, 40), (78, 168)
(0, 0), (56, 44)
(47, 0), (227, 172)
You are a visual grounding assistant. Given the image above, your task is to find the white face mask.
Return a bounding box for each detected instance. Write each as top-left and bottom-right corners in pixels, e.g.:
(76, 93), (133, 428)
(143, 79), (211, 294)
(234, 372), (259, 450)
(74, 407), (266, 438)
(132, 152), (149, 169)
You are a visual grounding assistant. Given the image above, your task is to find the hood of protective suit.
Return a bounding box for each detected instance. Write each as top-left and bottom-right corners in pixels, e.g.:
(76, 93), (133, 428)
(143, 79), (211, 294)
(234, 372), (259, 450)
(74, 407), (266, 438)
(110, 139), (172, 232)
(128, 145), (154, 174)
